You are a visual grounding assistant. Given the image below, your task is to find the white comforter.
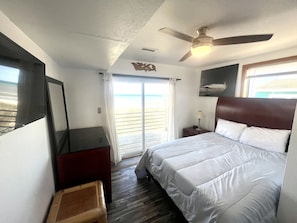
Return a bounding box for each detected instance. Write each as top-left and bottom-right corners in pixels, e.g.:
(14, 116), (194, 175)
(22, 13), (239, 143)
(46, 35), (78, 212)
(135, 132), (286, 223)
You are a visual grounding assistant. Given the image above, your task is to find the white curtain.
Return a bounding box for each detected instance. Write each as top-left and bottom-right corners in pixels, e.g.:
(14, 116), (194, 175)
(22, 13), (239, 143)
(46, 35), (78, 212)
(103, 73), (121, 165)
(167, 78), (177, 141)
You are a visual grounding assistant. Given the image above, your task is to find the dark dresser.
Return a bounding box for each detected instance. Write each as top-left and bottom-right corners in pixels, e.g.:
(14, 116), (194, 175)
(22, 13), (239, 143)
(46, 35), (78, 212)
(56, 126), (112, 202)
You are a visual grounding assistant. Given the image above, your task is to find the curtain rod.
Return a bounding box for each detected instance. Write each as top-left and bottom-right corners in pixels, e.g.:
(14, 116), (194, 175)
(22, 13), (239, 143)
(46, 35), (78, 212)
(99, 72), (181, 81)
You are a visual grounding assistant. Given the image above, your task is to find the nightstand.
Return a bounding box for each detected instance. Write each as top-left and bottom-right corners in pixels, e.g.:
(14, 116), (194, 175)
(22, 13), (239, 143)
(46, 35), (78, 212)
(182, 127), (210, 137)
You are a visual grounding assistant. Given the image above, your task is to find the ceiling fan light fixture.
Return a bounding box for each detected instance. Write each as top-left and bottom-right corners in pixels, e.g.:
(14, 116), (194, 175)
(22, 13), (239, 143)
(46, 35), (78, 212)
(191, 36), (213, 56)
(159, 26), (273, 62)
(191, 43), (212, 56)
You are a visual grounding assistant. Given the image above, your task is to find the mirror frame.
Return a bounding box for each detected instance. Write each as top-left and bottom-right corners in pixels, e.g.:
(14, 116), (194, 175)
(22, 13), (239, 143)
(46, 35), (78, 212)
(45, 76), (69, 190)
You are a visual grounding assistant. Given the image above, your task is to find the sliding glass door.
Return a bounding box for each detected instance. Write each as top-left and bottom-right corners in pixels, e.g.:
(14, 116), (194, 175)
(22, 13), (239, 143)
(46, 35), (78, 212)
(113, 81), (143, 157)
(113, 78), (169, 158)
(144, 82), (168, 149)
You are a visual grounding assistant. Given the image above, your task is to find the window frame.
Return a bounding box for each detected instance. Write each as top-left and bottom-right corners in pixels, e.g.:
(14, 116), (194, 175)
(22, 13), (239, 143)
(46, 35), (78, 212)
(241, 55), (297, 97)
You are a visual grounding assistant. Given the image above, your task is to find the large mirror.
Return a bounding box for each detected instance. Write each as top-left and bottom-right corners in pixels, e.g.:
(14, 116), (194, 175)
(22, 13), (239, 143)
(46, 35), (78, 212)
(46, 77), (69, 154)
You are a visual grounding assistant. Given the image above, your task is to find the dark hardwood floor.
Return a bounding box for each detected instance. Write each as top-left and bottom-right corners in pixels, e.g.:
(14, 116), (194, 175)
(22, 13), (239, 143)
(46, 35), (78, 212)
(107, 156), (188, 223)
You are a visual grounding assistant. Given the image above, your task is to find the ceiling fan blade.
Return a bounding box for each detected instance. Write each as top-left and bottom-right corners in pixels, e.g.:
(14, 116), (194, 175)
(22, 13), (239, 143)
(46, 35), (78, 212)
(179, 51), (192, 62)
(213, 34), (273, 45)
(159, 27), (193, 43)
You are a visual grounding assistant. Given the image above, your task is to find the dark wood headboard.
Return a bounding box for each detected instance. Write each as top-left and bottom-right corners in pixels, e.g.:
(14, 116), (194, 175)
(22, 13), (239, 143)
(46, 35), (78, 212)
(215, 97), (297, 130)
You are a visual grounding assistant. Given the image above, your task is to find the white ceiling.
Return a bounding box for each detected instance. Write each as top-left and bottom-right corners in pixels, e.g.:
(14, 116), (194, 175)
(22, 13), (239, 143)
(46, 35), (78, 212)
(1, 0), (297, 70)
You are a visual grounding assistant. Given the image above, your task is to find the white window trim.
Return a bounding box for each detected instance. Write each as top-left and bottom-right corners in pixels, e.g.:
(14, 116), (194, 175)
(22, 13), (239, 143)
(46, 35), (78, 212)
(241, 56), (297, 97)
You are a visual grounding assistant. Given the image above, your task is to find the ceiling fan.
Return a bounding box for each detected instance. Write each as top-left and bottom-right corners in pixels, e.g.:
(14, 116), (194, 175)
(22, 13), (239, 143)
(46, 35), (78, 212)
(159, 26), (273, 62)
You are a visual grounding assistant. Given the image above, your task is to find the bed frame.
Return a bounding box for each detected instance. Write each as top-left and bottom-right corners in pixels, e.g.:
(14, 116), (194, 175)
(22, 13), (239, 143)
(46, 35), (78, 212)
(216, 97), (297, 130)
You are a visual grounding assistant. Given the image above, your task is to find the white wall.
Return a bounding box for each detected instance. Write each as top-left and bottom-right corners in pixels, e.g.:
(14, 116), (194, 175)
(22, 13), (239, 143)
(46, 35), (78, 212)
(109, 58), (199, 137)
(0, 119), (53, 223)
(0, 11), (61, 223)
(61, 59), (198, 137)
(61, 68), (105, 129)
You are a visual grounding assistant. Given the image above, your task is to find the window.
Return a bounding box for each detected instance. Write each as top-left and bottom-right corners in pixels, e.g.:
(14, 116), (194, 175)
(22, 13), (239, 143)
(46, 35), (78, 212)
(241, 56), (297, 99)
(113, 77), (170, 158)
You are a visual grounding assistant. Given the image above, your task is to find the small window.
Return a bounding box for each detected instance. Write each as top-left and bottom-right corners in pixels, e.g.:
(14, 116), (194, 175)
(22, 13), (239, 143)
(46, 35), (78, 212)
(242, 57), (297, 99)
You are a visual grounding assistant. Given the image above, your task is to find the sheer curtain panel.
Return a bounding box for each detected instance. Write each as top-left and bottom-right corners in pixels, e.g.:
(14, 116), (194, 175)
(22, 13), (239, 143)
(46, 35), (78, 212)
(103, 73), (121, 165)
(167, 78), (177, 141)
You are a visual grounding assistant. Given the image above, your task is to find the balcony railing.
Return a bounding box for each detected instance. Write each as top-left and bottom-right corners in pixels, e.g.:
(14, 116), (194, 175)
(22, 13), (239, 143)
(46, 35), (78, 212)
(115, 110), (167, 157)
(0, 108), (17, 135)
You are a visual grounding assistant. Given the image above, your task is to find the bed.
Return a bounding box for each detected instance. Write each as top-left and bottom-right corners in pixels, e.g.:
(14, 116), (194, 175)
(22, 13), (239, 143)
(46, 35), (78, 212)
(135, 97), (297, 223)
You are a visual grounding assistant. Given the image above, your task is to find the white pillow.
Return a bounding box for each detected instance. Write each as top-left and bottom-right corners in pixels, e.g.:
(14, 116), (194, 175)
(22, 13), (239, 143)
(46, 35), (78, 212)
(239, 126), (291, 153)
(215, 119), (247, 141)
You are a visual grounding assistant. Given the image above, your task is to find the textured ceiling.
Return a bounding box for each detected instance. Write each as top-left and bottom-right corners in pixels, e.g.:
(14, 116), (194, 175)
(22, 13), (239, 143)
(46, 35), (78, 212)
(1, 0), (297, 70)
(0, 0), (164, 70)
(121, 0), (297, 68)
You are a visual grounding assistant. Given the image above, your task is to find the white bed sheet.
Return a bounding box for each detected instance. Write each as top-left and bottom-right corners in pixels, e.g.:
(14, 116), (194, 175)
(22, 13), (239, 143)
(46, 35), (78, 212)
(135, 132), (286, 223)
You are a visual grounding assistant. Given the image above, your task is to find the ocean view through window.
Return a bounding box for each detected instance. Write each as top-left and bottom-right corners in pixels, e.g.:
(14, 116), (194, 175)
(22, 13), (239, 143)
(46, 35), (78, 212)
(0, 65), (19, 135)
(113, 79), (169, 158)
